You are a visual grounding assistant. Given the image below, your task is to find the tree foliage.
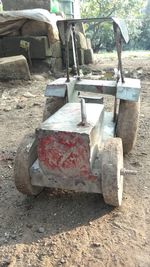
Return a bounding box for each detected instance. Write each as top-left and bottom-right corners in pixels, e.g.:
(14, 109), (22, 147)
(81, 0), (146, 51)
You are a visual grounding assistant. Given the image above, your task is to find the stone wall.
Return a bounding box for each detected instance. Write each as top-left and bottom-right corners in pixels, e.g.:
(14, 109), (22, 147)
(3, 0), (50, 11)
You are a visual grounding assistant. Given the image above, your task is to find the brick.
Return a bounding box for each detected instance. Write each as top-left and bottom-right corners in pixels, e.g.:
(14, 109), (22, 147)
(84, 49), (94, 64)
(50, 41), (62, 58)
(0, 55), (31, 80)
(21, 20), (48, 36)
(0, 38), (4, 57)
(69, 32), (87, 49)
(50, 57), (63, 72)
(2, 36), (52, 59)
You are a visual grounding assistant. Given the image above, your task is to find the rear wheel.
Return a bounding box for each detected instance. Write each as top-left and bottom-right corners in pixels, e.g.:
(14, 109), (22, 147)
(14, 134), (43, 195)
(116, 99), (140, 154)
(102, 138), (124, 207)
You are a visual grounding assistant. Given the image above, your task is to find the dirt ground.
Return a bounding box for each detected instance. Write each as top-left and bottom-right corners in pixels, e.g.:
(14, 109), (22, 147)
(0, 53), (150, 267)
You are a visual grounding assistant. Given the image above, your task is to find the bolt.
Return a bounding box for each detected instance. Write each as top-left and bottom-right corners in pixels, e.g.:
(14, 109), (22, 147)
(120, 168), (137, 176)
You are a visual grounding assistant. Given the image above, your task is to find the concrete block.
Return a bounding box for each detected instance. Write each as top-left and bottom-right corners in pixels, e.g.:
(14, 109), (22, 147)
(78, 49), (85, 65)
(50, 57), (63, 72)
(62, 48), (84, 66)
(0, 55), (31, 80)
(21, 20), (48, 36)
(50, 41), (62, 58)
(76, 32), (87, 49)
(69, 32), (87, 49)
(86, 38), (92, 49)
(0, 39), (4, 57)
(2, 36), (52, 59)
(84, 49), (94, 64)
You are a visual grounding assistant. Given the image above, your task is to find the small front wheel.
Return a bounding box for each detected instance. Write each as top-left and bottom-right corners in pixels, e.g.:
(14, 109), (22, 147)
(14, 134), (43, 195)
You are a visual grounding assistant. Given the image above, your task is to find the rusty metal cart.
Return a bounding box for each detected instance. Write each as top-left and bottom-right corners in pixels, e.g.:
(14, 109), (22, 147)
(14, 18), (141, 206)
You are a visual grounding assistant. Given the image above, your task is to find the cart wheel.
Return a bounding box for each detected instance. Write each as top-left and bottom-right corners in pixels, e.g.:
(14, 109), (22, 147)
(43, 96), (66, 121)
(102, 138), (124, 207)
(116, 99), (140, 154)
(14, 134), (43, 195)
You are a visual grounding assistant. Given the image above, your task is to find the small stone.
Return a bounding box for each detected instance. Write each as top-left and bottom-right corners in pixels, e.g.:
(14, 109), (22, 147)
(0, 237), (6, 244)
(26, 224), (33, 229)
(37, 227), (45, 233)
(16, 103), (25, 109)
(4, 232), (10, 239)
(32, 74), (46, 81)
(8, 164), (12, 169)
(11, 234), (17, 240)
(60, 258), (66, 264)
(1, 257), (11, 266)
(91, 242), (101, 247)
(33, 103), (41, 107)
(23, 92), (36, 98)
(3, 107), (11, 112)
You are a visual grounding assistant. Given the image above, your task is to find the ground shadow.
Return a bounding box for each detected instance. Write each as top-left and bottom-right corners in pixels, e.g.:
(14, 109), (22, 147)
(0, 188), (114, 247)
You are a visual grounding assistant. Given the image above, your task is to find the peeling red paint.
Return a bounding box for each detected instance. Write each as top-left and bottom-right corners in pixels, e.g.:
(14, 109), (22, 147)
(37, 132), (96, 181)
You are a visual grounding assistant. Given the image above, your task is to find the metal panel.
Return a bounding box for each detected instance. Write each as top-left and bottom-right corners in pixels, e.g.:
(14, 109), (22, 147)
(30, 110), (116, 193)
(117, 78), (141, 101)
(30, 159), (102, 193)
(45, 85), (66, 97)
(34, 103), (104, 193)
(79, 92), (104, 104)
(75, 79), (117, 95)
(45, 77), (77, 100)
(45, 78), (67, 97)
(112, 17), (129, 43)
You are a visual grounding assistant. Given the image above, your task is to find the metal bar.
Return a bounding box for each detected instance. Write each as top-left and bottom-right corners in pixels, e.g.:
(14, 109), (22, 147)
(59, 17), (113, 25)
(114, 23), (124, 83)
(75, 79), (117, 95)
(81, 98), (87, 125)
(65, 22), (71, 82)
(116, 78), (141, 101)
(71, 28), (77, 70)
(72, 24), (80, 80)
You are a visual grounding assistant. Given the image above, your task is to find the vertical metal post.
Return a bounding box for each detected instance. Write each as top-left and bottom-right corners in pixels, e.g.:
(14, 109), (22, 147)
(81, 98), (87, 126)
(71, 27), (77, 74)
(113, 23), (124, 122)
(72, 23), (81, 80)
(65, 22), (71, 82)
(114, 23), (124, 83)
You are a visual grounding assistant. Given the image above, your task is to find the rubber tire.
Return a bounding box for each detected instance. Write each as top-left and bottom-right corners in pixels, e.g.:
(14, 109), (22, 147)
(102, 138), (124, 207)
(43, 96), (66, 121)
(14, 134), (43, 195)
(116, 99), (140, 154)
